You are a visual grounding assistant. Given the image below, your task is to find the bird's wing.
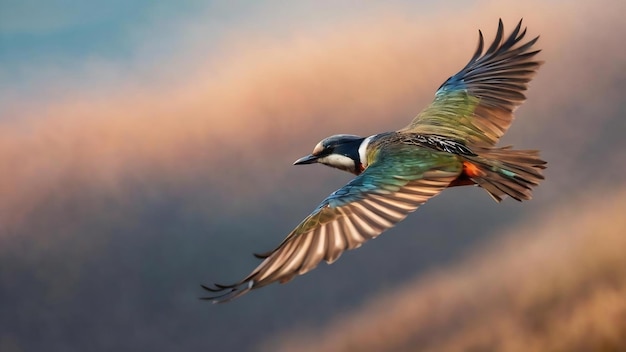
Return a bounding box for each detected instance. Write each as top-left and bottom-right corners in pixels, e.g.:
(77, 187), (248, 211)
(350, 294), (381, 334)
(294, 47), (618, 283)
(202, 146), (461, 303)
(401, 19), (542, 147)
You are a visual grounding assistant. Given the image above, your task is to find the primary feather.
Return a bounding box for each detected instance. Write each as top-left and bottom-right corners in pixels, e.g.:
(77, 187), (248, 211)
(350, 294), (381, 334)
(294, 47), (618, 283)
(402, 19), (542, 147)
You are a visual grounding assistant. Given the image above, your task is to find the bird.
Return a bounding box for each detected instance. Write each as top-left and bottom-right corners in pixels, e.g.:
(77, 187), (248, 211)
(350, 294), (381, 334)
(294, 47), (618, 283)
(202, 19), (546, 303)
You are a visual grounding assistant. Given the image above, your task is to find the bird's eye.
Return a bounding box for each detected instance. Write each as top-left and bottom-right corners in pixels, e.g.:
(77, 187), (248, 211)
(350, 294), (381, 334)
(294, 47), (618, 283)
(320, 146), (334, 156)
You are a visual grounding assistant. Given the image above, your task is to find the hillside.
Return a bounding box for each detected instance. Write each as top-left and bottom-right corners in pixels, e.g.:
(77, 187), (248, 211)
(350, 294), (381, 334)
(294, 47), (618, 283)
(269, 189), (626, 351)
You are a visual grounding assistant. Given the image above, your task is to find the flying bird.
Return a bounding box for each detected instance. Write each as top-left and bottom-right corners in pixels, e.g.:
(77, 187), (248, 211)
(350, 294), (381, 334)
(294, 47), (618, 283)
(203, 19), (546, 303)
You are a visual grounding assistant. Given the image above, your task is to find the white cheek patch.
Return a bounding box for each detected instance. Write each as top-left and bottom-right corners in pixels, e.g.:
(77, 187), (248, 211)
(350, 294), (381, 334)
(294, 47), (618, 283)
(358, 135), (376, 168)
(318, 154), (355, 171)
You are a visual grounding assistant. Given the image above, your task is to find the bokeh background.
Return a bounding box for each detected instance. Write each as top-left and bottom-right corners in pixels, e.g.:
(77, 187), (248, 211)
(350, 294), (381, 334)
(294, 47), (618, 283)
(1, 0), (625, 351)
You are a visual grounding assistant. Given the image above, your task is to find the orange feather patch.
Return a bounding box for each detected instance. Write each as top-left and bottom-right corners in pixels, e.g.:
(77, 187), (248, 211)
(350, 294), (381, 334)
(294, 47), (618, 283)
(463, 161), (483, 178)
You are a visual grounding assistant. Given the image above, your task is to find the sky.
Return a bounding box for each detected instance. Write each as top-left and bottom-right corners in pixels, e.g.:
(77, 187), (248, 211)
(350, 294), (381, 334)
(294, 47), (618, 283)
(1, 0), (625, 351)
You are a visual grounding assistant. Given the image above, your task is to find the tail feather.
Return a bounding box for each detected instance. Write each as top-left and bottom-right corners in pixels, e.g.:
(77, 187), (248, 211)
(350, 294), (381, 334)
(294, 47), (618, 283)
(465, 147), (546, 202)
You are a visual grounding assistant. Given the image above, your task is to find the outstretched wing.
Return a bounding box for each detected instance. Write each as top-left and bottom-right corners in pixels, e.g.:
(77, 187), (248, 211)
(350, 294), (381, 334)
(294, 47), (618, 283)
(401, 19), (542, 147)
(202, 146), (461, 303)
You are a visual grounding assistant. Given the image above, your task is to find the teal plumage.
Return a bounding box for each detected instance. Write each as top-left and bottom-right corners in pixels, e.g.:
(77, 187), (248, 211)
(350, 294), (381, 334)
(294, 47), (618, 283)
(203, 19), (546, 303)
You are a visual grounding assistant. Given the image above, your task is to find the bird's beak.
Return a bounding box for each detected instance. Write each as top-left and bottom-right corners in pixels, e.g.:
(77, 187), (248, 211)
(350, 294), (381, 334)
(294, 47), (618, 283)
(293, 154), (319, 165)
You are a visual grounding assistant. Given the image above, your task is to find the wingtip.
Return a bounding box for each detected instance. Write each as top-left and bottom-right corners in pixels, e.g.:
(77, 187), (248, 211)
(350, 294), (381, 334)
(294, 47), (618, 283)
(199, 279), (256, 303)
(253, 251), (272, 259)
(200, 284), (222, 292)
(200, 282), (239, 292)
(199, 285), (238, 302)
(198, 296), (222, 304)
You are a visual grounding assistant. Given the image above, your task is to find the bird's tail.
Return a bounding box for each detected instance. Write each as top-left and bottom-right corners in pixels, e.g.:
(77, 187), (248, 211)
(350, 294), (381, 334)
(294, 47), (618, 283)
(462, 146), (546, 202)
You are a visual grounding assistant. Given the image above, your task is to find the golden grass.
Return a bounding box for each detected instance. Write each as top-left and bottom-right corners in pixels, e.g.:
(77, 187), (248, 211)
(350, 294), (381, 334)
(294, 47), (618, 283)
(267, 189), (626, 351)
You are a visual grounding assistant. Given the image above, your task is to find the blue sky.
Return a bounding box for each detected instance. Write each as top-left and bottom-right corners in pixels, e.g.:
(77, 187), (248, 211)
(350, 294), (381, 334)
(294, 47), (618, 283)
(2, 0), (446, 113)
(0, 1), (466, 79)
(0, 1), (376, 64)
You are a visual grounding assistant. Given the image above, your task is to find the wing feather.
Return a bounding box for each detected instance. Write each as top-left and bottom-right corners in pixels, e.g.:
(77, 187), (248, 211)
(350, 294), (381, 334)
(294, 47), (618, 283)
(202, 147), (461, 302)
(402, 19), (542, 147)
(299, 226), (327, 275)
(325, 219), (346, 264)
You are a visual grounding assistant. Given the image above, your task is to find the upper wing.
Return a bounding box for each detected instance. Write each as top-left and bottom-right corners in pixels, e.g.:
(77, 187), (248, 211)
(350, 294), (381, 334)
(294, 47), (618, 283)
(401, 19), (542, 147)
(202, 146), (461, 303)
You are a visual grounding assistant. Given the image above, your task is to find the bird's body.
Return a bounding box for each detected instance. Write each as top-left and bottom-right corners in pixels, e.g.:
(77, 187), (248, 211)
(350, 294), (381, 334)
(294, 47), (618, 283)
(204, 19), (546, 303)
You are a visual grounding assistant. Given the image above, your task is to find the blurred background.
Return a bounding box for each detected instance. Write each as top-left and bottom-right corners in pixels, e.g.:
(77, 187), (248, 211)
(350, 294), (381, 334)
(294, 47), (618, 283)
(1, 0), (625, 351)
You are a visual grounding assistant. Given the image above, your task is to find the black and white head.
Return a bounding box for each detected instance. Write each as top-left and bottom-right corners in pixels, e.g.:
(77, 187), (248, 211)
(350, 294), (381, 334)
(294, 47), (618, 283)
(294, 134), (371, 175)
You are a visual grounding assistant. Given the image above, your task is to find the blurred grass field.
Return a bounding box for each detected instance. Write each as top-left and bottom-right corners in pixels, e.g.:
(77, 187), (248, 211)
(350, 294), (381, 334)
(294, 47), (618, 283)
(268, 188), (626, 352)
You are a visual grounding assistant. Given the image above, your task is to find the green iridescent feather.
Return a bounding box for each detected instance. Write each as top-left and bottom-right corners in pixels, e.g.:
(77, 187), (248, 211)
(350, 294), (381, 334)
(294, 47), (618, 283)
(402, 19), (542, 147)
(293, 145), (461, 235)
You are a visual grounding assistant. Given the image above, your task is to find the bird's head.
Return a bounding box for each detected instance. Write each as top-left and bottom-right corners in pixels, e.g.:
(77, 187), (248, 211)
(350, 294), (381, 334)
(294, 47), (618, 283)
(294, 134), (367, 175)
